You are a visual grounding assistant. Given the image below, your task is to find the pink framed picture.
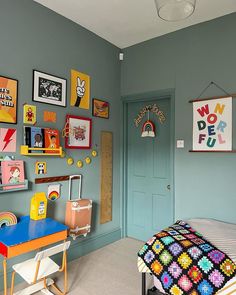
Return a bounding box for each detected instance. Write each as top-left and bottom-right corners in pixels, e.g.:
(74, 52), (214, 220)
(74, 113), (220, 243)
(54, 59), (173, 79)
(65, 115), (92, 149)
(0, 128), (17, 152)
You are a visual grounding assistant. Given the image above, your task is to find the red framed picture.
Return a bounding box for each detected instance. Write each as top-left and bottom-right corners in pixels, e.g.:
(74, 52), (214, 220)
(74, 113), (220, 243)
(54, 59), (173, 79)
(65, 115), (92, 149)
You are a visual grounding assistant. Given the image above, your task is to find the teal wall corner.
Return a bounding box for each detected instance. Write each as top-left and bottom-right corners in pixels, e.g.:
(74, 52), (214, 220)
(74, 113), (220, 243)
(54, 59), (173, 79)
(121, 12), (236, 223)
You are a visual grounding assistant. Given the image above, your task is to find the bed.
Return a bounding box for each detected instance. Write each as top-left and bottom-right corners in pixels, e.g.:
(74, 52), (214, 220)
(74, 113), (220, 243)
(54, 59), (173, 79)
(138, 218), (236, 295)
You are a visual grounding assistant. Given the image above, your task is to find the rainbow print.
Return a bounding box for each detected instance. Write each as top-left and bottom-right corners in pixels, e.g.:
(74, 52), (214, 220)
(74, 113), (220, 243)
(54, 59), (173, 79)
(0, 212), (17, 228)
(141, 120), (155, 138)
(48, 190), (60, 201)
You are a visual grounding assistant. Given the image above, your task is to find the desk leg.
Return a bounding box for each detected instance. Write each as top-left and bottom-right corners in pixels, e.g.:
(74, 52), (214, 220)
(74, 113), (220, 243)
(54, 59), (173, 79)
(3, 258), (7, 295)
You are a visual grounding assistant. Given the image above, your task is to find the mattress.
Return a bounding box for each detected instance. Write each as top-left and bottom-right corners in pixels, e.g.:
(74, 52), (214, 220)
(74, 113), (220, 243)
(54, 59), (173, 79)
(188, 219), (236, 264)
(138, 218), (236, 294)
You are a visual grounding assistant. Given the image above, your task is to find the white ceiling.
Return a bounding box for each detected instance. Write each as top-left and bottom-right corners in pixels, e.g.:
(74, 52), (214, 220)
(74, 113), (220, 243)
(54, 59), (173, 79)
(34, 0), (236, 48)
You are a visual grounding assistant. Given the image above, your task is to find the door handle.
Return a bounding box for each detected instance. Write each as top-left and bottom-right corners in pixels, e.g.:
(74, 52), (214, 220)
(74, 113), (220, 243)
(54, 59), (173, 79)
(167, 185), (170, 190)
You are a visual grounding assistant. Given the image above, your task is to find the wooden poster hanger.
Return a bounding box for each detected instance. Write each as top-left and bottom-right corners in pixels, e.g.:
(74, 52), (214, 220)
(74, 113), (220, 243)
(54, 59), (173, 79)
(189, 81), (236, 103)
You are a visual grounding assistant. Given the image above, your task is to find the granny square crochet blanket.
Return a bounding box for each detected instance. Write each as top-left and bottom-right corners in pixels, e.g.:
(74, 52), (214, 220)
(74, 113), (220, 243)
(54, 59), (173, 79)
(138, 221), (236, 295)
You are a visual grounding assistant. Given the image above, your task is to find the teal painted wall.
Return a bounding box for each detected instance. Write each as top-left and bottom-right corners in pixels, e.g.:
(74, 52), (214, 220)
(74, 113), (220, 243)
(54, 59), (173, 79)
(0, 0), (121, 287)
(1, 0), (236, 290)
(121, 13), (236, 223)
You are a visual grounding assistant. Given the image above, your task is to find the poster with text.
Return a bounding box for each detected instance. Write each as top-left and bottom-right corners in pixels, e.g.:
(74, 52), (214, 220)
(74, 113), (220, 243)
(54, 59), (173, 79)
(0, 76), (18, 124)
(192, 97), (232, 151)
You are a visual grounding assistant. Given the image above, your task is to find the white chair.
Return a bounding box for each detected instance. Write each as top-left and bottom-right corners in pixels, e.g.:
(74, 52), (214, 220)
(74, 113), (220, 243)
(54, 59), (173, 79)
(10, 241), (71, 295)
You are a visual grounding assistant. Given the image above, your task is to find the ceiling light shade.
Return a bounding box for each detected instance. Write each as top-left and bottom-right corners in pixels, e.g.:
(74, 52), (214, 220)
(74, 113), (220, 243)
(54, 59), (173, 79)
(154, 0), (196, 21)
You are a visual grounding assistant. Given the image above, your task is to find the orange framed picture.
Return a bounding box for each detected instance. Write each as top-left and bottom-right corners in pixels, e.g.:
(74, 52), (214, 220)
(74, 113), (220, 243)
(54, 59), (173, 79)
(92, 98), (109, 119)
(0, 76), (18, 124)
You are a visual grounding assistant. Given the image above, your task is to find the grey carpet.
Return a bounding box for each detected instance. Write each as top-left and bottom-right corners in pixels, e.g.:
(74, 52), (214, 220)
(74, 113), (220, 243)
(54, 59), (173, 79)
(1, 238), (153, 295)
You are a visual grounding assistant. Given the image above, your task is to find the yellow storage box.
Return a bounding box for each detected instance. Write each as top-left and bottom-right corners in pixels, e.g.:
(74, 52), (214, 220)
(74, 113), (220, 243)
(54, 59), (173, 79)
(30, 192), (47, 220)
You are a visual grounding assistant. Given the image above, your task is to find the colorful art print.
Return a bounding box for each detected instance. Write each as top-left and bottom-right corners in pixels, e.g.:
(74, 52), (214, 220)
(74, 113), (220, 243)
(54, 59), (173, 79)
(24, 126), (45, 153)
(35, 161), (47, 175)
(0, 76), (18, 124)
(23, 104), (37, 125)
(43, 111), (57, 123)
(65, 115), (92, 149)
(1, 160), (25, 190)
(70, 69), (90, 110)
(47, 183), (61, 201)
(0, 128), (17, 152)
(192, 97), (232, 151)
(44, 128), (60, 154)
(33, 70), (67, 107)
(92, 99), (109, 119)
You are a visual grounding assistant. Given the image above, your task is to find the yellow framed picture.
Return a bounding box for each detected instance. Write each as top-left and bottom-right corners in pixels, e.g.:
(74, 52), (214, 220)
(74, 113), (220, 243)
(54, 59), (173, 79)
(35, 161), (47, 175)
(70, 69), (90, 110)
(0, 76), (18, 124)
(23, 104), (37, 125)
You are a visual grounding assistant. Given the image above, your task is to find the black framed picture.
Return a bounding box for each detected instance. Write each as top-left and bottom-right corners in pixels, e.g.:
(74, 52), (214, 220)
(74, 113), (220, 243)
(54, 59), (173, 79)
(33, 70), (67, 107)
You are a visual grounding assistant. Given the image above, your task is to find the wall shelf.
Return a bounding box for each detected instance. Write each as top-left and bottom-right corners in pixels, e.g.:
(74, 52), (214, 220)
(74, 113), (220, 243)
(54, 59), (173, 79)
(20, 145), (62, 156)
(35, 175), (81, 184)
(0, 180), (29, 194)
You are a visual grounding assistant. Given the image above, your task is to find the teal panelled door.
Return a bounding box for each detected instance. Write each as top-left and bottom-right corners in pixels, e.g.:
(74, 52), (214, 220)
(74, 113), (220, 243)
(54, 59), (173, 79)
(127, 98), (173, 241)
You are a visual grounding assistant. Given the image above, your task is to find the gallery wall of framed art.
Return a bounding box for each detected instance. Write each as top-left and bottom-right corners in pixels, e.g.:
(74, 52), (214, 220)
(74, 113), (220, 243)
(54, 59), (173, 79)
(0, 0), (121, 265)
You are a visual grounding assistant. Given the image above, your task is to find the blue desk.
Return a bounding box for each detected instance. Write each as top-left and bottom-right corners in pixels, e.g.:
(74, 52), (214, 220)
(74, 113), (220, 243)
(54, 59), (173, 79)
(0, 216), (68, 295)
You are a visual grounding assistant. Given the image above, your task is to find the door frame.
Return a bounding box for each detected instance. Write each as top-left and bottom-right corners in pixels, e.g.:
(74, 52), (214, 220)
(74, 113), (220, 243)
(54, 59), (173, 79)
(121, 88), (175, 238)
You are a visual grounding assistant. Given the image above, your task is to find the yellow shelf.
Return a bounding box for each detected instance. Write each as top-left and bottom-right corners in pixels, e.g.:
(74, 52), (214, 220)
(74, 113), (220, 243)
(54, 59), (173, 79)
(20, 146), (63, 156)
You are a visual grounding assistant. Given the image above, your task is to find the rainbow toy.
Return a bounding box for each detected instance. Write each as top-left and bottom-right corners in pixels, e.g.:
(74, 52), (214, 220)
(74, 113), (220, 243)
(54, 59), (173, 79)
(141, 120), (156, 138)
(0, 212), (17, 228)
